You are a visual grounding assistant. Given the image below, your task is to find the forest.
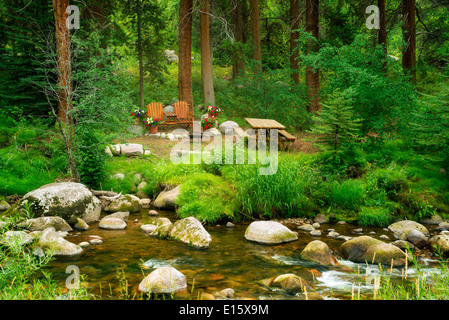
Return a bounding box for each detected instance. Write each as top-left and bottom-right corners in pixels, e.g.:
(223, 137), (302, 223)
(1, 0), (449, 302)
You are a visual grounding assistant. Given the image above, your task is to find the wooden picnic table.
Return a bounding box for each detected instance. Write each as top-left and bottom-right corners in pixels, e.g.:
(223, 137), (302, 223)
(244, 118), (286, 130)
(244, 118), (296, 150)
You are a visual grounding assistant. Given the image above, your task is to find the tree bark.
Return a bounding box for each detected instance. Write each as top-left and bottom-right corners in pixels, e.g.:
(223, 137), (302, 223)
(402, 0), (416, 84)
(178, 0), (194, 110)
(378, 0), (387, 54)
(306, 0), (320, 113)
(53, 0), (72, 123)
(232, 0), (245, 79)
(137, 0), (144, 109)
(290, 0), (300, 84)
(200, 0), (215, 106)
(249, 0), (262, 72)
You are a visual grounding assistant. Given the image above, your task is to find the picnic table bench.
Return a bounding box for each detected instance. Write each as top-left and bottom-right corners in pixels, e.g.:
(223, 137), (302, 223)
(244, 118), (297, 150)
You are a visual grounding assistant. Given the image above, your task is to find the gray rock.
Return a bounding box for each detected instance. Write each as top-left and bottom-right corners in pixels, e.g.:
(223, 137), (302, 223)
(110, 144), (121, 156)
(99, 218), (127, 230)
(148, 209), (159, 216)
(244, 221), (297, 245)
(105, 194), (141, 213)
(310, 230), (322, 237)
(0, 200), (11, 212)
(74, 218), (89, 231)
(153, 186), (181, 211)
(169, 217), (211, 248)
(120, 143), (144, 157)
(215, 288), (235, 299)
(141, 224), (158, 233)
(111, 173), (125, 181)
(269, 274), (311, 294)
(300, 240), (340, 266)
(89, 238), (103, 245)
(105, 146), (113, 157)
(18, 182), (102, 224)
(327, 231), (340, 239)
(79, 241), (90, 248)
(388, 220), (430, 240)
(102, 211), (130, 222)
(404, 229), (428, 248)
(22, 216), (73, 232)
(140, 199), (152, 209)
(226, 222), (235, 228)
(340, 235), (410, 267)
(36, 227), (83, 257)
(436, 222), (449, 231)
(219, 121), (239, 134)
(139, 266), (187, 294)
(1, 231), (34, 247)
(420, 214), (443, 225)
(314, 214), (329, 224)
(428, 234), (449, 255)
(298, 224), (315, 232)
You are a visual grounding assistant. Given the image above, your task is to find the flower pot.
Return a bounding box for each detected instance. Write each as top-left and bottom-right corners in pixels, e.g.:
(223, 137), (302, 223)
(149, 125), (158, 134)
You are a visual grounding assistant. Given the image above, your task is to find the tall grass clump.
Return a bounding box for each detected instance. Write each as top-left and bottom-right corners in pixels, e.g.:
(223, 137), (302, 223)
(176, 173), (238, 224)
(356, 206), (393, 227)
(326, 179), (365, 211)
(231, 155), (321, 219)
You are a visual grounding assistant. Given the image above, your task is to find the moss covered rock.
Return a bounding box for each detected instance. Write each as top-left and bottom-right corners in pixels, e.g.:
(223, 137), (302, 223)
(17, 182), (101, 224)
(153, 186), (180, 211)
(300, 240), (340, 266)
(105, 194), (141, 213)
(169, 217), (212, 249)
(340, 235), (410, 267)
(138, 266), (187, 294)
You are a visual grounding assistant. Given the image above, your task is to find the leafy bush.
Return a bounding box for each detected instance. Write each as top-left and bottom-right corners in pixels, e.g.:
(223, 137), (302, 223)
(76, 131), (107, 189)
(176, 173), (237, 224)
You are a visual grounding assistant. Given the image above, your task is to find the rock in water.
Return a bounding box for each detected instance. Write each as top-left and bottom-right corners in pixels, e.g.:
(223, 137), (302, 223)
(244, 221), (298, 245)
(388, 220), (430, 240)
(340, 235), (410, 267)
(36, 227), (83, 257)
(99, 218), (127, 230)
(0, 231), (34, 247)
(18, 182), (101, 224)
(300, 240), (340, 266)
(428, 234), (449, 255)
(153, 186), (181, 211)
(270, 274), (311, 294)
(169, 217), (212, 249)
(138, 266), (187, 294)
(104, 194), (141, 213)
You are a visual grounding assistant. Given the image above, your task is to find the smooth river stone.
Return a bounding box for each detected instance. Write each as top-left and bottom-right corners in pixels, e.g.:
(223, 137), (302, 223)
(244, 221), (298, 245)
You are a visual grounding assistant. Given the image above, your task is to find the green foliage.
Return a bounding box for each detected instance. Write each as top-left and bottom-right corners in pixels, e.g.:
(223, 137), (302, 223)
(326, 179), (365, 211)
(231, 154), (321, 219)
(75, 131), (106, 189)
(176, 173), (237, 224)
(356, 206), (393, 227)
(216, 67), (310, 131)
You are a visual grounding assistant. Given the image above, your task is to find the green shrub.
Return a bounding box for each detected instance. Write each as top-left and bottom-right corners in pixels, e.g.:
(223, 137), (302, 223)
(176, 173), (238, 224)
(76, 132), (106, 189)
(356, 206), (393, 227)
(327, 179), (365, 211)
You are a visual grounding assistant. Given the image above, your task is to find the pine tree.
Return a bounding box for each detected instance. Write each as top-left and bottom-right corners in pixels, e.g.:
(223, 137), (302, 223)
(311, 91), (362, 156)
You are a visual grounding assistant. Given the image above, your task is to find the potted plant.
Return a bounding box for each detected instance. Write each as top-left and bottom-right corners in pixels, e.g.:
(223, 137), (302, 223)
(207, 106), (222, 118)
(201, 117), (217, 132)
(144, 117), (162, 134)
(131, 109), (147, 124)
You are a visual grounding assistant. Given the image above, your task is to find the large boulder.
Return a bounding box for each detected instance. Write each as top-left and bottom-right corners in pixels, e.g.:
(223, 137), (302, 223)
(104, 194), (141, 213)
(21, 216), (73, 232)
(102, 211), (130, 222)
(388, 220), (430, 240)
(144, 217), (173, 238)
(169, 217), (212, 249)
(428, 234), (449, 255)
(153, 186), (181, 211)
(340, 236), (410, 267)
(219, 121), (239, 134)
(35, 227), (83, 257)
(244, 221), (298, 245)
(300, 240), (340, 266)
(138, 266), (187, 294)
(18, 182), (101, 224)
(0, 200), (11, 212)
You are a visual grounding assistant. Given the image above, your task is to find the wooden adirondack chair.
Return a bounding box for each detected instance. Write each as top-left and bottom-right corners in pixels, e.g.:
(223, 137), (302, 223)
(173, 101), (194, 127)
(146, 102), (165, 123)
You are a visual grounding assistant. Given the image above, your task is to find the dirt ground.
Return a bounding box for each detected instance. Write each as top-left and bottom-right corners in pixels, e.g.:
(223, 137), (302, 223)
(118, 127), (320, 159)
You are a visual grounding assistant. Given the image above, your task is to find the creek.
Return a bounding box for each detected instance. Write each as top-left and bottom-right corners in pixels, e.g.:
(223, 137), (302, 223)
(47, 209), (443, 300)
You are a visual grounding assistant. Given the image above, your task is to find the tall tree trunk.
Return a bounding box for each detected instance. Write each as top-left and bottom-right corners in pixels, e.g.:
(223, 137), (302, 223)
(53, 0), (72, 123)
(378, 0), (387, 72)
(178, 0), (194, 110)
(200, 0), (215, 106)
(290, 0), (300, 84)
(137, 0), (144, 109)
(306, 0), (320, 113)
(402, 0), (416, 84)
(232, 0), (245, 79)
(249, 0), (262, 72)
(52, 0), (79, 181)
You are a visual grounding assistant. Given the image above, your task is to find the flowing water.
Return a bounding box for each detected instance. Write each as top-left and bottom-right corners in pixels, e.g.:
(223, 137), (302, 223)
(46, 210), (443, 300)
